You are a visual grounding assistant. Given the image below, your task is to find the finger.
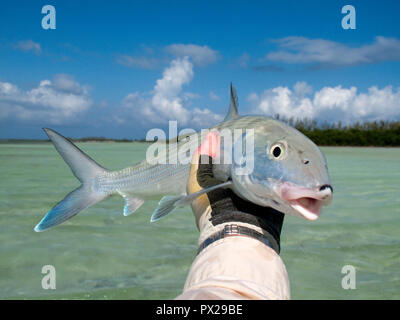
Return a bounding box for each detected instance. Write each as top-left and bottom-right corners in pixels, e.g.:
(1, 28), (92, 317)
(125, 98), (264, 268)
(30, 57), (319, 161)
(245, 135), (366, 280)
(192, 131), (221, 163)
(187, 154), (202, 194)
(188, 131), (221, 192)
(197, 156), (221, 188)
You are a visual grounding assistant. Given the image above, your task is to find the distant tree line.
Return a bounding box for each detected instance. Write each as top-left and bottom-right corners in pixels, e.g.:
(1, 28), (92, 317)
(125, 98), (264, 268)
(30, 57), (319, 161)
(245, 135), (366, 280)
(71, 137), (147, 143)
(2, 118), (399, 146)
(0, 137), (148, 144)
(274, 115), (400, 146)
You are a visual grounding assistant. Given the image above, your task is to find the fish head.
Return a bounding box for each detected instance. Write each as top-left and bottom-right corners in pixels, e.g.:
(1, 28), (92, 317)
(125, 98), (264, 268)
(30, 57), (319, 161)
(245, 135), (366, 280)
(230, 119), (333, 220)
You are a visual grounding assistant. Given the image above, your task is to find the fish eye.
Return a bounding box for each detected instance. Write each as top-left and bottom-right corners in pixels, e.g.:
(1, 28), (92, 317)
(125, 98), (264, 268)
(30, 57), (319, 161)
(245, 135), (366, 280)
(273, 146), (281, 158)
(269, 142), (285, 160)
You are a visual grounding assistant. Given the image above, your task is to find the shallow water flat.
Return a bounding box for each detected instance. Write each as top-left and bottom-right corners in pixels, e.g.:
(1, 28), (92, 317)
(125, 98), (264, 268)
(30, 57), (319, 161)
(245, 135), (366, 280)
(0, 143), (399, 299)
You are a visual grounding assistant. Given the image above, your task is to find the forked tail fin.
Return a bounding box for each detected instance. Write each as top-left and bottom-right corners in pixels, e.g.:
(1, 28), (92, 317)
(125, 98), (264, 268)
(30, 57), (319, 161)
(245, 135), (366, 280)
(34, 128), (108, 232)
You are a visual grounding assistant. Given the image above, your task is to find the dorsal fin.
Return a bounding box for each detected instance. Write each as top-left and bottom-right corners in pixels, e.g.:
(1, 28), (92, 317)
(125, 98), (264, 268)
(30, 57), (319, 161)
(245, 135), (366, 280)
(224, 82), (239, 121)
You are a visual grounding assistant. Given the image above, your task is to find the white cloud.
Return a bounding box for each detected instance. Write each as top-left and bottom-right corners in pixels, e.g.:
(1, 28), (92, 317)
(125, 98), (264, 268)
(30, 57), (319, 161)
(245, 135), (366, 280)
(165, 44), (219, 66)
(265, 36), (400, 68)
(249, 82), (400, 123)
(149, 56), (193, 123)
(13, 40), (42, 55)
(52, 74), (88, 94)
(121, 57), (222, 127)
(293, 81), (313, 96)
(115, 43), (219, 70)
(238, 53), (250, 68)
(0, 74), (92, 124)
(209, 91), (220, 101)
(115, 54), (158, 69)
(249, 85), (314, 119)
(191, 107), (223, 127)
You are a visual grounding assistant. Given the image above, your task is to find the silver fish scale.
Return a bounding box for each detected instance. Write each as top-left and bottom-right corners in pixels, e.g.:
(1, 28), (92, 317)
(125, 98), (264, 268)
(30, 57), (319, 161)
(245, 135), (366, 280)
(96, 116), (273, 198)
(96, 162), (189, 196)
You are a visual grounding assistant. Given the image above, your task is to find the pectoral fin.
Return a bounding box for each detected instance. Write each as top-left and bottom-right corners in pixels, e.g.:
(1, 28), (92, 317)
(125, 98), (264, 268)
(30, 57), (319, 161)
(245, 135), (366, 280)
(150, 181), (232, 222)
(120, 193), (145, 216)
(150, 195), (183, 222)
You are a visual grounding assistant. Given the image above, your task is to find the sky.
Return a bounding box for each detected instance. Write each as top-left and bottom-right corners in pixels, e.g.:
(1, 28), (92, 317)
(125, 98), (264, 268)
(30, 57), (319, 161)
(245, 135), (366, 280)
(1, 0), (400, 139)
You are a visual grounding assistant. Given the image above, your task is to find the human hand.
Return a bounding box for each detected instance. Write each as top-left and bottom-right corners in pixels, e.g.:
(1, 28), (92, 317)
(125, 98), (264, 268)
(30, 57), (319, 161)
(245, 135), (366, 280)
(187, 132), (285, 254)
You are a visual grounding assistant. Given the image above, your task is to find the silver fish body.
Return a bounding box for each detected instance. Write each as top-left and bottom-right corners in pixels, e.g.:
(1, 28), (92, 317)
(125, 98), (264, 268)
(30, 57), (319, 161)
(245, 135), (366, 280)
(35, 85), (332, 231)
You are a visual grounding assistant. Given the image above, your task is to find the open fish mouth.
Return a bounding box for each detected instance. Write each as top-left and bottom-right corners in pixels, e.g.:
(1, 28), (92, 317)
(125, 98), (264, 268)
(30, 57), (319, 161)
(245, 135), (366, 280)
(279, 182), (333, 220)
(288, 197), (324, 220)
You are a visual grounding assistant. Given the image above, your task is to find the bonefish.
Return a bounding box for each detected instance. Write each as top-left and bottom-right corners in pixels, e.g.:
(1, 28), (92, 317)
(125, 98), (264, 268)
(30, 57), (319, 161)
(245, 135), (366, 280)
(34, 84), (333, 232)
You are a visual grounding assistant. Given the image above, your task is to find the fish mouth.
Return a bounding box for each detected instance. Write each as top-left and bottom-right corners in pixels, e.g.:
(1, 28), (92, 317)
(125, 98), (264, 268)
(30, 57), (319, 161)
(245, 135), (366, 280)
(288, 197), (323, 220)
(279, 182), (332, 220)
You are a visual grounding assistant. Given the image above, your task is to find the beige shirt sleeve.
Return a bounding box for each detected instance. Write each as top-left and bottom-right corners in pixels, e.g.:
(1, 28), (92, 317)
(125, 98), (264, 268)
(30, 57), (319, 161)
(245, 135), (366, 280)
(178, 145), (290, 300)
(175, 231), (291, 300)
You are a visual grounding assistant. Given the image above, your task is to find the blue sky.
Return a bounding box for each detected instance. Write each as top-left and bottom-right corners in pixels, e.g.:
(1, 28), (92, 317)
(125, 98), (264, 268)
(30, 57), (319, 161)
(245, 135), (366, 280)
(1, 0), (400, 139)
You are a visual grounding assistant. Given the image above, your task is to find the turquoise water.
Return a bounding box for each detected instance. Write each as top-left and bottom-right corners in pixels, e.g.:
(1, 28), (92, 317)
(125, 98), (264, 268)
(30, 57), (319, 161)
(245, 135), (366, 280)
(0, 143), (399, 299)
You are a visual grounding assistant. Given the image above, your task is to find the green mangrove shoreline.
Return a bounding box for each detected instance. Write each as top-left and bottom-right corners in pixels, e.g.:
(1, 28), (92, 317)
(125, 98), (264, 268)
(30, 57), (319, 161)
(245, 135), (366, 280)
(1, 120), (399, 146)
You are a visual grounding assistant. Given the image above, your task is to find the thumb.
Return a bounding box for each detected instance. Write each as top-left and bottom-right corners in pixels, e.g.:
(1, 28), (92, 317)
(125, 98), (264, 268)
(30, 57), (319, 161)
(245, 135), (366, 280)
(188, 131), (221, 194)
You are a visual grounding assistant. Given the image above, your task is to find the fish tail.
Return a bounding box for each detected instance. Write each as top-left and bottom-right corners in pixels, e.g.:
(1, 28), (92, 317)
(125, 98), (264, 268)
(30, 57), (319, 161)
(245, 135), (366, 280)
(34, 128), (109, 232)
